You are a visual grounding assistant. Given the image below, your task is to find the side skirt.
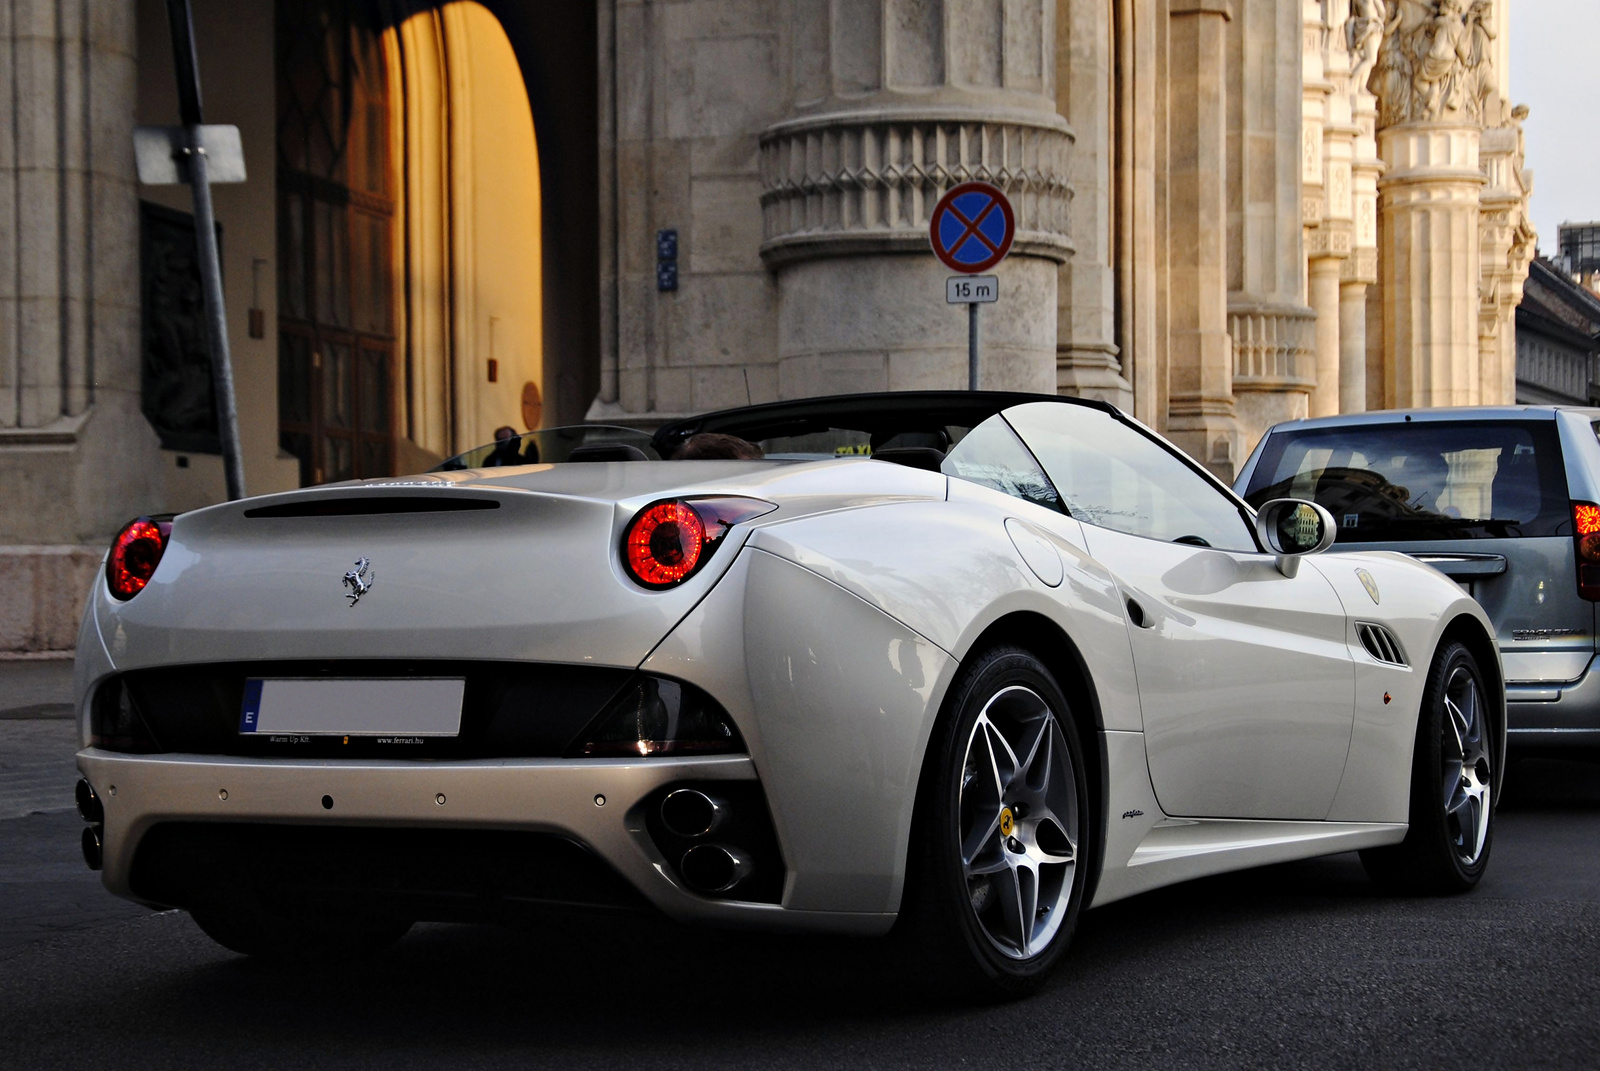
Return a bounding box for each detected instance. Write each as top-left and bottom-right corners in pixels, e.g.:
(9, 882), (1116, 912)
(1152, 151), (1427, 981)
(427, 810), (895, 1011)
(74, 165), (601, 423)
(1089, 730), (1406, 907)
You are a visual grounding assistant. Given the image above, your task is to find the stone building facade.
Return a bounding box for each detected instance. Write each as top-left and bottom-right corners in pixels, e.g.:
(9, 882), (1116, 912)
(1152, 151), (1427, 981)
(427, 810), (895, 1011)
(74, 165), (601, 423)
(1515, 258), (1600, 408)
(0, 0), (1535, 650)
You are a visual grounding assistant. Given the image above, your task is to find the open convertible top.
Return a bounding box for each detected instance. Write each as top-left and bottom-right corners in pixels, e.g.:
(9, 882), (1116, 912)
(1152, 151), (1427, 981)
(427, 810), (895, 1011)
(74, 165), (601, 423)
(651, 390), (1112, 457)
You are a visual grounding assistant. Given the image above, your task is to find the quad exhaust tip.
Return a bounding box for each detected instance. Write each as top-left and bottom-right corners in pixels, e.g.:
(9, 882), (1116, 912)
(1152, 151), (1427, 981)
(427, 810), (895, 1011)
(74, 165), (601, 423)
(660, 788), (725, 839)
(81, 825), (102, 871)
(679, 844), (751, 894)
(75, 778), (102, 825)
(76, 779), (104, 871)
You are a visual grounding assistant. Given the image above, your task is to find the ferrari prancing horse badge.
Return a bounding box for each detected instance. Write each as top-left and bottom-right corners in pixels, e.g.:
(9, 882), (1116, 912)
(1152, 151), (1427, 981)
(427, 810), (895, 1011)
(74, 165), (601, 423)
(343, 557), (375, 605)
(1356, 568), (1379, 605)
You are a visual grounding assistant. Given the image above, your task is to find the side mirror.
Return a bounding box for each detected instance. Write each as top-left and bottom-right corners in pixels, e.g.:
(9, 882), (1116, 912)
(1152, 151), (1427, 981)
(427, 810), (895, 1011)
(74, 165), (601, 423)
(1254, 498), (1336, 578)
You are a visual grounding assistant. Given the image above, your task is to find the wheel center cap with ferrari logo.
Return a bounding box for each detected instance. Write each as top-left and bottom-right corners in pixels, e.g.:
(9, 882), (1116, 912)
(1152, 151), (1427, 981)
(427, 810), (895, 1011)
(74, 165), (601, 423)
(999, 807), (1016, 838)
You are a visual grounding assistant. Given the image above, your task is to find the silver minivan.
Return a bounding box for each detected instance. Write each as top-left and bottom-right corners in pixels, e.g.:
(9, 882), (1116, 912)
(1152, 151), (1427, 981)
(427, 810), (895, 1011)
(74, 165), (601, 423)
(1236, 407), (1600, 750)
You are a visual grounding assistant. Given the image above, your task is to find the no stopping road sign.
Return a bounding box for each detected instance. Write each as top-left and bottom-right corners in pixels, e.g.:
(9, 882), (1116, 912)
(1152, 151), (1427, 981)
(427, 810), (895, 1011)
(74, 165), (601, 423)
(929, 182), (1015, 274)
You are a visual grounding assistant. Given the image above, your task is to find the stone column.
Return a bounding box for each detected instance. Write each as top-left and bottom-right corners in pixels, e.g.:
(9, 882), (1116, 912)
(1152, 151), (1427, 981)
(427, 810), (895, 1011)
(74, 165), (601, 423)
(1307, 258), (1342, 415)
(1369, 0), (1516, 410)
(1376, 122), (1484, 407)
(1302, 1), (1347, 419)
(1224, 0), (1314, 456)
(1055, 0), (1131, 407)
(1165, 0), (1236, 478)
(759, 1), (1072, 397)
(1304, 0), (1387, 418)
(0, 1), (151, 651)
(1477, 108), (1534, 405)
(1338, 281), (1367, 411)
(0, 1), (140, 467)
(1341, 78), (1383, 414)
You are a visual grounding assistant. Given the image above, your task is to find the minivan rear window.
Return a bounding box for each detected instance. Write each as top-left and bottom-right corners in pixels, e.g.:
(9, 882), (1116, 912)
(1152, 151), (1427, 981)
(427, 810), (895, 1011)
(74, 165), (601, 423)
(1242, 420), (1569, 542)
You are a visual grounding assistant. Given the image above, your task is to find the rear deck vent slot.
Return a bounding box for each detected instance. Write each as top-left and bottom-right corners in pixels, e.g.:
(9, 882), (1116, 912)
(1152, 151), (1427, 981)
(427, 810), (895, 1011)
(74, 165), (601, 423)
(1356, 622), (1407, 667)
(244, 496), (501, 519)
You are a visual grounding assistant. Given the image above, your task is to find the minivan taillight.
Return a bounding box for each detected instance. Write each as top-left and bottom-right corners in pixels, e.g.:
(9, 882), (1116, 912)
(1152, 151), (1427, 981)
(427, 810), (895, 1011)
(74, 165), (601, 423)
(106, 517), (172, 600)
(1573, 502), (1600, 601)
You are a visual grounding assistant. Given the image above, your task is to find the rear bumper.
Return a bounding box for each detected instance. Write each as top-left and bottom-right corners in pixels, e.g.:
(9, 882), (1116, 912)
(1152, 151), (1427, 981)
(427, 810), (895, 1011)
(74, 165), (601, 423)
(1507, 654), (1600, 747)
(75, 749), (893, 936)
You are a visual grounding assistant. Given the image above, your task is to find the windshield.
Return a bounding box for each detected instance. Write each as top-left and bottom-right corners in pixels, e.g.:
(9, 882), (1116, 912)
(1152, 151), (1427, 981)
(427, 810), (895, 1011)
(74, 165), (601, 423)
(1242, 420), (1569, 541)
(433, 425), (660, 470)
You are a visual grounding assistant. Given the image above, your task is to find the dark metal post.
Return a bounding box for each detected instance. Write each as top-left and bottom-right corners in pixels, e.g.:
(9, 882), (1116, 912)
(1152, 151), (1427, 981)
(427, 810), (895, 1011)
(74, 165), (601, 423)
(968, 301), (980, 390)
(166, 0), (246, 500)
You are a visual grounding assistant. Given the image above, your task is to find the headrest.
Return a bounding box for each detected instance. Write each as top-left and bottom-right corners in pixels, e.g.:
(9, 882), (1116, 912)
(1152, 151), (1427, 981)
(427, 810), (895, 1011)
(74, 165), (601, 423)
(871, 428), (951, 452)
(870, 446), (946, 472)
(567, 443), (652, 463)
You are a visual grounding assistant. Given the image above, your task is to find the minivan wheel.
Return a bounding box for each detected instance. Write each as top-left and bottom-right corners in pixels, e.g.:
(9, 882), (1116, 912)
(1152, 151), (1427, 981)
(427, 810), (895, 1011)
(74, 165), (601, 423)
(1360, 641), (1494, 894)
(895, 646), (1092, 999)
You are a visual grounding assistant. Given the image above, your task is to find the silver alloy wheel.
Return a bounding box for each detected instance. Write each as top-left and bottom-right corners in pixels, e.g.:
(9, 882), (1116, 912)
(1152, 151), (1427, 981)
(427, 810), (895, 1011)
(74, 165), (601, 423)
(1441, 664), (1491, 867)
(958, 685), (1079, 960)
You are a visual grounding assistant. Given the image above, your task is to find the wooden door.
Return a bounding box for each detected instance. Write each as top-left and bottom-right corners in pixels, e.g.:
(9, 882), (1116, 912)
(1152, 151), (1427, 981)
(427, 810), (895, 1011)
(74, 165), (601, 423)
(276, 0), (395, 485)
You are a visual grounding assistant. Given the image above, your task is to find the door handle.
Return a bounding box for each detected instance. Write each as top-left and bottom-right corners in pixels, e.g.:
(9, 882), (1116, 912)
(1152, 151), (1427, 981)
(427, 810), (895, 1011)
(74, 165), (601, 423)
(1126, 596), (1153, 629)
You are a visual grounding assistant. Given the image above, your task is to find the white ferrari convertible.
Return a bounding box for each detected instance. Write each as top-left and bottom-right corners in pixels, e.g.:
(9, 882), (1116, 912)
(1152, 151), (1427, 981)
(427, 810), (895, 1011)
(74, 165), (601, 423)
(71, 392), (1502, 995)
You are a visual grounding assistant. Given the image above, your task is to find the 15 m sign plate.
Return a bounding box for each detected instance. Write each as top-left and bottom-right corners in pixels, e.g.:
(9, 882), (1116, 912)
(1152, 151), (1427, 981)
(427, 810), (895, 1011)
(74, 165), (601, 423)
(946, 276), (999, 304)
(239, 678), (465, 737)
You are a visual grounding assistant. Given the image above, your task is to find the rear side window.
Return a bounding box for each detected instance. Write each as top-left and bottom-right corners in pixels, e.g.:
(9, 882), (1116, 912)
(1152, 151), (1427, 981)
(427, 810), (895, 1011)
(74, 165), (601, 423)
(941, 415), (1062, 513)
(1243, 420), (1569, 541)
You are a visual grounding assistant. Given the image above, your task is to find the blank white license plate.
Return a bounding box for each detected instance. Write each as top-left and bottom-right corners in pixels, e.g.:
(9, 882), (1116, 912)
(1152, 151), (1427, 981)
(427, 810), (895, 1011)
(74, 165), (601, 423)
(238, 678), (465, 737)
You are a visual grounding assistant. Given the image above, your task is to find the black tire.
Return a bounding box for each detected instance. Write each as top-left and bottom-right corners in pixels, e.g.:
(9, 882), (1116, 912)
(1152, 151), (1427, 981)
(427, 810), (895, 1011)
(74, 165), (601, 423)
(1360, 641), (1496, 895)
(191, 903), (413, 962)
(895, 646), (1093, 1000)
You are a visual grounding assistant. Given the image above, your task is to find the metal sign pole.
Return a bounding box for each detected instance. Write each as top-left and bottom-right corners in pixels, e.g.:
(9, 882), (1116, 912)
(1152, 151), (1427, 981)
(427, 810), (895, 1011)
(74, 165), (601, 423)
(930, 183), (1012, 394)
(166, 0), (246, 501)
(968, 302), (979, 390)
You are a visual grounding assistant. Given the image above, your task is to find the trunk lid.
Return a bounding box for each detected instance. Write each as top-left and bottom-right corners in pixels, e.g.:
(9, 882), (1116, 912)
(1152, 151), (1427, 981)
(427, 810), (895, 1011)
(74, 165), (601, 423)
(100, 459), (945, 671)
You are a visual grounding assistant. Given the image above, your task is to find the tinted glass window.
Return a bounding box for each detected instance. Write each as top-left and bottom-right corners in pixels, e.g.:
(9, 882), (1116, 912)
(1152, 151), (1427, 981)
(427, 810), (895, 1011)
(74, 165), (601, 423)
(1004, 402), (1257, 551)
(940, 414), (1062, 512)
(1242, 420), (1568, 541)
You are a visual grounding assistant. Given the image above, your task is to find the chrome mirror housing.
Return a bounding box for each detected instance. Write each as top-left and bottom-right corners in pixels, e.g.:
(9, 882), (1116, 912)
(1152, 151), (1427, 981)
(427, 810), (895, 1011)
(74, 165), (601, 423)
(1255, 498), (1336, 578)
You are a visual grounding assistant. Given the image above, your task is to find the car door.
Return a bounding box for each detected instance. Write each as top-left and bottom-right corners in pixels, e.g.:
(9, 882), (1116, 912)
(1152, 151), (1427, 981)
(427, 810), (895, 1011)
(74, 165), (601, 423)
(1004, 403), (1356, 821)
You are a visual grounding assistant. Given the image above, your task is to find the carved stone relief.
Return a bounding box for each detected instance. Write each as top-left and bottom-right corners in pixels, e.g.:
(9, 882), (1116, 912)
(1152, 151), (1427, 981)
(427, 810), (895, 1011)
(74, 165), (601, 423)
(1348, 0), (1387, 90)
(1371, 0), (1498, 128)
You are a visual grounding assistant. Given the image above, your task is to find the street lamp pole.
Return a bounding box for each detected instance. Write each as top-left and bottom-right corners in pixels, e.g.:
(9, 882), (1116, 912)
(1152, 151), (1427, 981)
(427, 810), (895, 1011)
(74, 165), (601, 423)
(164, 0), (246, 501)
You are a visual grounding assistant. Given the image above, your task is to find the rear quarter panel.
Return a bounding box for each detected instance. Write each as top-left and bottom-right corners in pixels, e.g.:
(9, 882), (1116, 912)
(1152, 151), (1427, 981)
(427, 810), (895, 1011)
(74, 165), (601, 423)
(643, 477), (1142, 915)
(744, 480), (1141, 731)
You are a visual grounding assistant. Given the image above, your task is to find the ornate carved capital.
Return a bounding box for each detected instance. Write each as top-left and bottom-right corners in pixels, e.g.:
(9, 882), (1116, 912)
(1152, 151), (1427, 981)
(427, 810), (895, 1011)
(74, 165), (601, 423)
(758, 109), (1074, 269)
(1343, 249), (1380, 284)
(1307, 221), (1354, 259)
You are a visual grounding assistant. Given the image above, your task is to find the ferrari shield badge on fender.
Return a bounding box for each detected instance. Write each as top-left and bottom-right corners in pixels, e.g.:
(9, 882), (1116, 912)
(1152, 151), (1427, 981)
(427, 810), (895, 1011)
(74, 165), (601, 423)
(1356, 568), (1379, 605)
(343, 557), (375, 605)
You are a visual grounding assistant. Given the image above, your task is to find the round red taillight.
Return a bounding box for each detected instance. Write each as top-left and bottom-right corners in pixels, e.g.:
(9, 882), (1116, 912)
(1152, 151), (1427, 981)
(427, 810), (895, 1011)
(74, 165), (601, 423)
(624, 501), (707, 587)
(107, 518), (170, 600)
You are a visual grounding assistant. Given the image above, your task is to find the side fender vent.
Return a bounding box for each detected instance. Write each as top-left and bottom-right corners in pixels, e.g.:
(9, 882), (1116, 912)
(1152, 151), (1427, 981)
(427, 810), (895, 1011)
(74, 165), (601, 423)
(1356, 622), (1407, 667)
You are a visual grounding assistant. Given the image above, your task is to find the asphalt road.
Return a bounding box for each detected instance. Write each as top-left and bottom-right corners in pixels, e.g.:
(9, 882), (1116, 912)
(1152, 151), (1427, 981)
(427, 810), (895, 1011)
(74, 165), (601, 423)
(4, 661), (1599, 1069)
